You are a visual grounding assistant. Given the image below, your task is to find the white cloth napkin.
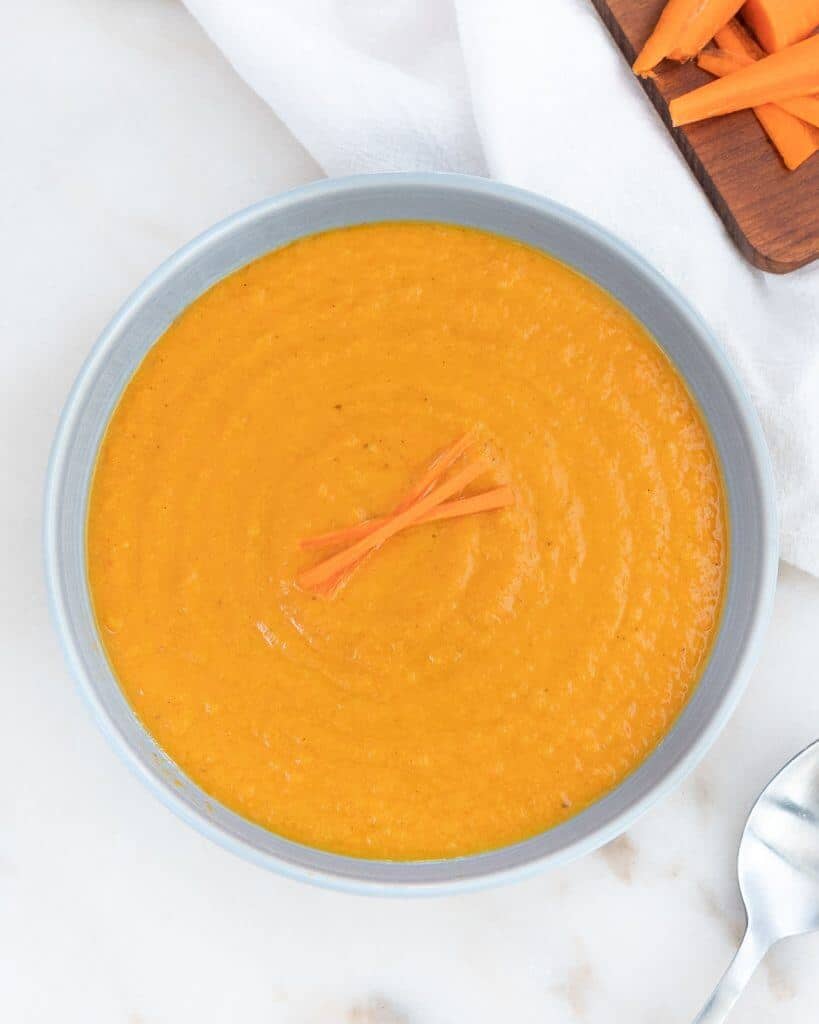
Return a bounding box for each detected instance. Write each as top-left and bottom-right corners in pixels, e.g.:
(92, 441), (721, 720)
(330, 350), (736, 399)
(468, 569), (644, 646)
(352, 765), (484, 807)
(185, 0), (819, 576)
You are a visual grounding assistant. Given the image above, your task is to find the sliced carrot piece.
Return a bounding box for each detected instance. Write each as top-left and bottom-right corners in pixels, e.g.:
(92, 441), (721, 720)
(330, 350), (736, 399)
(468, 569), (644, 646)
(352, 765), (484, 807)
(697, 49), (755, 75)
(670, 0), (746, 61)
(298, 460), (489, 591)
(411, 485), (514, 523)
(310, 487), (515, 596)
(750, 105), (819, 169)
(703, 21), (819, 168)
(300, 517), (381, 552)
(300, 432), (474, 551)
(780, 95), (819, 129)
(301, 486), (515, 553)
(670, 34), (819, 126)
(698, 45), (819, 127)
(715, 14), (769, 57)
(634, 0), (706, 76)
(742, 0), (819, 53)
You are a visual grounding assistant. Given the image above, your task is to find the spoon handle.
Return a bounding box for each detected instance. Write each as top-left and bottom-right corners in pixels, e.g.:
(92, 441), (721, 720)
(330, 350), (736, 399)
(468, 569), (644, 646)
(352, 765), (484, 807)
(691, 928), (769, 1024)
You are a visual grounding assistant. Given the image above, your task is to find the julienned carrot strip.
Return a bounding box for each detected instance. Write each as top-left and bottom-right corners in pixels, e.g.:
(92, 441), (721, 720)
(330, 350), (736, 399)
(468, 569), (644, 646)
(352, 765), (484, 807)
(780, 95), (819, 129)
(299, 433), (474, 551)
(409, 485), (513, 523)
(301, 486), (514, 553)
(742, 0), (819, 53)
(300, 433), (481, 593)
(633, 0), (707, 75)
(300, 518), (381, 551)
(670, 0), (746, 60)
(670, 34), (819, 125)
(302, 460), (490, 592)
(297, 460), (489, 590)
(310, 487), (515, 595)
(392, 432), (474, 514)
(709, 21), (819, 168)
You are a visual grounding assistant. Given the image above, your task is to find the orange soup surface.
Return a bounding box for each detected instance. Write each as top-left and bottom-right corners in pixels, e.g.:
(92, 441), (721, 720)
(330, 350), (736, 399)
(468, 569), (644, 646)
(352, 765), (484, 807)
(88, 223), (727, 859)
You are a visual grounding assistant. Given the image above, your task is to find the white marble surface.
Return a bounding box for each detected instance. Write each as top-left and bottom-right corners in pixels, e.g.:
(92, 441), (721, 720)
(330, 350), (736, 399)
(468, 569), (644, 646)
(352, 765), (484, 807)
(3, 3), (819, 1021)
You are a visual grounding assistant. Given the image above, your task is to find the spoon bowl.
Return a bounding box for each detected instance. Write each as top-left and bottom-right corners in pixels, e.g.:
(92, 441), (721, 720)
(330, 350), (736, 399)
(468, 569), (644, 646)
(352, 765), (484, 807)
(693, 739), (819, 1022)
(740, 740), (819, 939)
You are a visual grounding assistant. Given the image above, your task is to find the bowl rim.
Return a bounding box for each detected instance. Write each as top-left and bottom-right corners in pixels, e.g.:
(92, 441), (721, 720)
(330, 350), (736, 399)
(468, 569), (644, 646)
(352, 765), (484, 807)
(43, 171), (779, 896)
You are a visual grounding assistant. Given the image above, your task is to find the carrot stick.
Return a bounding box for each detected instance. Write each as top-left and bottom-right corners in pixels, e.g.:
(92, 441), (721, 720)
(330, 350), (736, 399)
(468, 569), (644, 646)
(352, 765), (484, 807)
(742, 0), (819, 53)
(300, 432), (474, 551)
(780, 95), (819, 129)
(407, 485), (513, 524)
(670, 33), (819, 125)
(697, 49), (755, 75)
(301, 486), (514, 552)
(670, 0), (746, 61)
(299, 433), (482, 593)
(633, 0), (708, 75)
(300, 518), (382, 552)
(706, 20), (819, 167)
(715, 14), (770, 57)
(309, 487), (515, 596)
(297, 460), (489, 590)
(699, 49), (819, 127)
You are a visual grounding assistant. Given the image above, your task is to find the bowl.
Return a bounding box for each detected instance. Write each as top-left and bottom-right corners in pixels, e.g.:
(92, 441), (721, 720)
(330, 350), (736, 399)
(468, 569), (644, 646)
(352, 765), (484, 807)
(44, 173), (778, 895)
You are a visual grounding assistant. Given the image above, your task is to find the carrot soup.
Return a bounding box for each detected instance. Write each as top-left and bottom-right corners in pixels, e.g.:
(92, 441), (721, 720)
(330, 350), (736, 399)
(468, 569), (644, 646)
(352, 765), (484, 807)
(87, 222), (727, 859)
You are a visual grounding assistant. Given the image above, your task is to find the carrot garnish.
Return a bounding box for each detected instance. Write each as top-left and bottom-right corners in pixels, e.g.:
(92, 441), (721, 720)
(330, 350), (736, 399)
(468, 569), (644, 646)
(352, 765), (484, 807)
(297, 459), (489, 592)
(307, 485), (514, 598)
(301, 486), (515, 553)
(300, 433), (475, 552)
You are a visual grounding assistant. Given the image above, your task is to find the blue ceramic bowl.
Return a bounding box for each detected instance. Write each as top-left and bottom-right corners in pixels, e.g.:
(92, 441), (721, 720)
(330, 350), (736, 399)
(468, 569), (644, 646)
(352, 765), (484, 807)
(44, 173), (778, 895)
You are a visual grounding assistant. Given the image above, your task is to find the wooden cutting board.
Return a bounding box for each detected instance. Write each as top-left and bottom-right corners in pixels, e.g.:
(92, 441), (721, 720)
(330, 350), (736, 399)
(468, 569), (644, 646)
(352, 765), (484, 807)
(590, 0), (819, 273)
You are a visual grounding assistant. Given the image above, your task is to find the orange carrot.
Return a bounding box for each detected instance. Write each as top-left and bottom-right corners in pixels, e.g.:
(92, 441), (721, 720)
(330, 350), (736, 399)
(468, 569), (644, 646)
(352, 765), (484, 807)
(405, 485), (513, 523)
(715, 14), (770, 57)
(308, 486), (515, 596)
(298, 460), (489, 591)
(301, 486), (514, 552)
(301, 518), (384, 552)
(634, 0), (708, 75)
(670, 33), (819, 125)
(299, 432), (474, 551)
(697, 49), (755, 75)
(780, 95), (819, 129)
(670, 0), (746, 61)
(742, 0), (819, 53)
(705, 20), (819, 167)
(699, 48), (819, 127)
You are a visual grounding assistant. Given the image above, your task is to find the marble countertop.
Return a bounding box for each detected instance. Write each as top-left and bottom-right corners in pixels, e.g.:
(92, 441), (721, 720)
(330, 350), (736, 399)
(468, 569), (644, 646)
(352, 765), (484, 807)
(4, 3), (819, 1021)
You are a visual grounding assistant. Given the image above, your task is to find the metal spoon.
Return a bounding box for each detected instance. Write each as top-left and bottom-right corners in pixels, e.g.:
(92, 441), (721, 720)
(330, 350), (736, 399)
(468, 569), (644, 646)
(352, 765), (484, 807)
(692, 739), (819, 1022)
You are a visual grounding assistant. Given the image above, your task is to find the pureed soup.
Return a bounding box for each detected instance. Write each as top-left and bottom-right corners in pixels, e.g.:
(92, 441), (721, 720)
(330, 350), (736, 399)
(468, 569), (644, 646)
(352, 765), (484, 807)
(87, 223), (727, 860)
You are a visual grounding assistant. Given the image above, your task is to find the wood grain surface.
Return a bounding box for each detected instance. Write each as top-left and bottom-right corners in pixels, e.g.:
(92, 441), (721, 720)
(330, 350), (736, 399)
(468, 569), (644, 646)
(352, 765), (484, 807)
(590, 0), (819, 273)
